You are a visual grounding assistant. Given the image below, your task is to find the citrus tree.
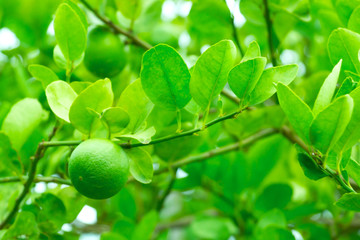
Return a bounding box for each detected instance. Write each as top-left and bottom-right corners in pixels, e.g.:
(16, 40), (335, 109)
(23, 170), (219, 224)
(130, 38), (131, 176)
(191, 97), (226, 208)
(1, 0), (360, 239)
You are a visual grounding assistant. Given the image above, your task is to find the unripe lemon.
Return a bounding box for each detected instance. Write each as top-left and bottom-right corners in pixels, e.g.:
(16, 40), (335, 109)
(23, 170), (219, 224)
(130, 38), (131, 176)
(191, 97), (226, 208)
(84, 26), (127, 78)
(68, 139), (129, 199)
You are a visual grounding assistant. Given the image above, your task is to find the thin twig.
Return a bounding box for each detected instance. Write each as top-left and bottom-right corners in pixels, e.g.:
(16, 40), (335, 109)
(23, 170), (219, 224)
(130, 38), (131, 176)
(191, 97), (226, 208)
(262, 0), (277, 66)
(78, 0), (152, 50)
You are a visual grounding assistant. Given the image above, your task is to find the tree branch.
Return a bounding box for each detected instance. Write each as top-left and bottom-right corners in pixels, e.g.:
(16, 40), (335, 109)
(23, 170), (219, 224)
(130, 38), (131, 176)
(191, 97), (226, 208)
(262, 0), (277, 66)
(78, 0), (152, 50)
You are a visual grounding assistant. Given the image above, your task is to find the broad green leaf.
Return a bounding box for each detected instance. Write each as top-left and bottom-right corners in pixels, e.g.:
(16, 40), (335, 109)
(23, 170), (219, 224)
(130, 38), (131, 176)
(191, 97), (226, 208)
(53, 45), (84, 70)
(46, 80), (78, 123)
(277, 83), (313, 142)
(255, 184), (293, 212)
(346, 159), (360, 186)
(297, 152), (327, 180)
(228, 57), (267, 105)
(141, 44), (191, 111)
(190, 217), (237, 239)
(348, 6), (360, 34)
(190, 40), (237, 110)
(184, 98), (201, 115)
(241, 41), (261, 62)
(101, 107), (130, 133)
(328, 28), (360, 74)
(310, 95), (353, 154)
(115, 0), (142, 20)
(249, 64), (298, 106)
(131, 210), (158, 240)
(0, 133), (21, 177)
(69, 79), (114, 134)
(64, 0), (87, 29)
(335, 86), (360, 151)
(57, 187), (86, 222)
(118, 126), (156, 144)
(117, 79), (154, 133)
(54, 3), (87, 61)
(34, 193), (67, 233)
(335, 193), (360, 211)
(28, 64), (59, 88)
(335, 77), (357, 98)
(70, 81), (92, 94)
(256, 209), (287, 230)
(2, 98), (48, 150)
(313, 60), (342, 115)
(2, 211), (40, 239)
(125, 147), (153, 184)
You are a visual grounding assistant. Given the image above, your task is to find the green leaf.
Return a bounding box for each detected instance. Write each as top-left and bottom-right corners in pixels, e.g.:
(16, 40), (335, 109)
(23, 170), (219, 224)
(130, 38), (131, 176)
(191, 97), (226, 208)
(70, 81), (92, 94)
(28, 64), (59, 88)
(256, 209), (287, 230)
(140, 44), (191, 111)
(228, 57), (267, 105)
(190, 217), (237, 240)
(101, 107), (130, 133)
(125, 147), (153, 184)
(54, 3), (87, 61)
(249, 64), (298, 106)
(277, 83), (313, 142)
(313, 60), (342, 115)
(335, 193), (360, 211)
(2, 98), (48, 150)
(118, 126), (156, 144)
(335, 86), (360, 152)
(0, 133), (21, 177)
(45, 80), (78, 123)
(346, 159), (360, 186)
(131, 210), (158, 240)
(115, 0), (142, 20)
(53, 45), (85, 70)
(34, 193), (67, 233)
(69, 79), (114, 134)
(190, 40), (237, 110)
(335, 77), (357, 98)
(2, 211), (40, 239)
(117, 79), (154, 133)
(297, 152), (327, 180)
(328, 28), (360, 74)
(255, 183), (293, 212)
(348, 6), (360, 34)
(309, 95), (353, 154)
(241, 41), (261, 62)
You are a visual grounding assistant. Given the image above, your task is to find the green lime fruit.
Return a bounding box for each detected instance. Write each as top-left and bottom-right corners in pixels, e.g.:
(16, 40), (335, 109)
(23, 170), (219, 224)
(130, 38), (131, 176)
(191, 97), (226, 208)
(84, 26), (127, 78)
(68, 138), (129, 199)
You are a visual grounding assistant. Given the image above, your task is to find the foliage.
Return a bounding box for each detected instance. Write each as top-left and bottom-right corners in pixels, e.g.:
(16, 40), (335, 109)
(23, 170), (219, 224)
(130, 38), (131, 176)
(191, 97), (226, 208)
(1, 0), (360, 239)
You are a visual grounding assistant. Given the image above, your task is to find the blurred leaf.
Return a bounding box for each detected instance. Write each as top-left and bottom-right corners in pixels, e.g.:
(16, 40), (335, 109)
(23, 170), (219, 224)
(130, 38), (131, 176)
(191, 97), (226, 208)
(335, 77), (357, 98)
(28, 64), (59, 88)
(125, 147), (153, 184)
(277, 83), (313, 143)
(2, 211), (39, 239)
(34, 193), (67, 233)
(46, 80), (77, 123)
(54, 3), (87, 61)
(256, 209), (287, 230)
(70, 81), (92, 94)
(328, 28), (360, 74)
(57, 187), (86, 222)
(190, 40), (237, 110)
(190, 217), (237, 240)
(131, 210), (158, 240)
(117, 79), (154, 133)
(309, 95), (353, 154)
(2, 98), (48, 150)
(228, 57), (267, 105)
(297, 152), (326, 180)
(69, 79), (113, 134)
(115, 0), (142, 20)
(335, 192), (360, 211)
(241, 41), (261, 62)
(348, 6), (360, 34)
(141, 44), (191, 111)
(119, 126), (156, 144)
(101, 107), (130, 133)
(313, 60), (342, 115)
(255, 183), (293, 212)
(249, 64), (298, 106)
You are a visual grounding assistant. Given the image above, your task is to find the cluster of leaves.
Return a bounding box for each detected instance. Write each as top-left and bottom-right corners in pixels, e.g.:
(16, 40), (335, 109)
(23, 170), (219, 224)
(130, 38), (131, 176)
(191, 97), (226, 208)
(2, 0), (360, 239)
